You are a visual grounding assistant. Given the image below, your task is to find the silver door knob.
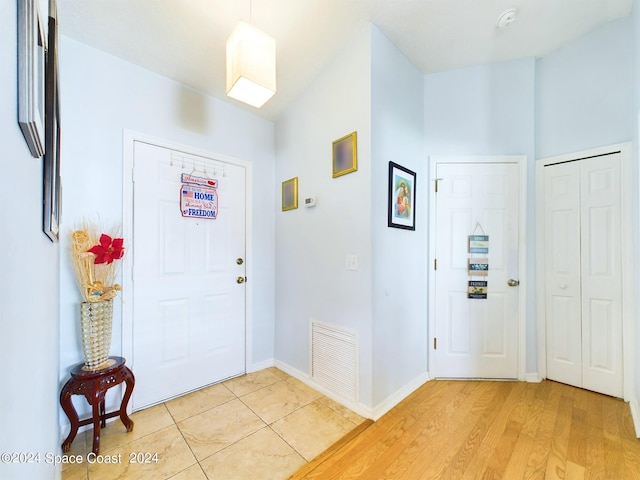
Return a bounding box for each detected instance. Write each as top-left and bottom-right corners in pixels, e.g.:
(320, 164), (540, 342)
(507, 279), (520, 287)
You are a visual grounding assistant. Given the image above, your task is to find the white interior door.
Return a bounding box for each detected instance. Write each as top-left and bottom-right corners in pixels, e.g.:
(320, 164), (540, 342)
(132, 141), (246, 409)
(433, 162), (520, 378)
(544, 153), (622, 398)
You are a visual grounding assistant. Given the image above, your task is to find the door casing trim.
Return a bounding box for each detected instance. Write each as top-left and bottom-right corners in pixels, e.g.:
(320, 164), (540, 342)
(428, 155), (528, 381)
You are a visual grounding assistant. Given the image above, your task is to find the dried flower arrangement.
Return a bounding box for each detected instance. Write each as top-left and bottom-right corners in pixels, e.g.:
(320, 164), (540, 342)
(70, 221), (125, 303)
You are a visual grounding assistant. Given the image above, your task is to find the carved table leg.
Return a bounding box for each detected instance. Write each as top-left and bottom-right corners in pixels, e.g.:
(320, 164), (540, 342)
(90, 383), (103, 455)
(100, 398), (106, 428)
(60, 379), (80, 453)
(119, 366), (135, 432)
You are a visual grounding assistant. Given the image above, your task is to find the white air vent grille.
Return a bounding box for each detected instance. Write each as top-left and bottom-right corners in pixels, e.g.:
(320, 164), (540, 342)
(311, 321), (358, 401)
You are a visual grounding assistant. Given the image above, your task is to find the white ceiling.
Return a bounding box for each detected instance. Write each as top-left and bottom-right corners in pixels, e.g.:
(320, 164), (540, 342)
(57, 0), (632, 120)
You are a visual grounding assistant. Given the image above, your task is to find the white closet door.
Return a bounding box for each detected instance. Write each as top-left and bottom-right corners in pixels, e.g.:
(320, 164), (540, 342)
(544, 153), (622, 398)
(580, 154), (622, 397)
(544, 162), (582, 386)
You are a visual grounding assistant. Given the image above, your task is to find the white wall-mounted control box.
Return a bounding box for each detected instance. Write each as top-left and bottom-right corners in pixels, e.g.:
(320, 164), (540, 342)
(304, 197), (316, 208)
(345, 254), (358, 270)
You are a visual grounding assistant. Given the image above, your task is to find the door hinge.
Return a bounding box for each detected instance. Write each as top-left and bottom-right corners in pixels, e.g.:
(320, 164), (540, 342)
(434, 178), (442, 193)
(434, 259), (437, 270)
(433, 338), (437, 350)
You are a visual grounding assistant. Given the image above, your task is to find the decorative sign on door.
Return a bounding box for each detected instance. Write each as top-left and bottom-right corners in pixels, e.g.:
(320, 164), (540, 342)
(468, 258), (489, 276)
(468, 281), (488, 299)
(180, 174), (218, 219)
(181, 173), (218, 189)
(468, 225), (489, 298)
(468, 235), (489, 254)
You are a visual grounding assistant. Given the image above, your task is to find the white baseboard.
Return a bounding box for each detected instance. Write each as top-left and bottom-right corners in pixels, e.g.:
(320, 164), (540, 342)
(525, 372), (542, 383)
(274, 360), (374, 419)
(273, 360), (431, 421)
(629, 396), (640, 438)
(248, 358), (274, 373)
(272, 360), (308, 385)
(372, 372), (431, 421)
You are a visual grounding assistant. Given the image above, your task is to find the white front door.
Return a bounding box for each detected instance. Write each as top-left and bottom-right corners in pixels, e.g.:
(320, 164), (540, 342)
(544, 153), (623, 398)
(131, 141), (246, 409)
(432, 161), (521, 378)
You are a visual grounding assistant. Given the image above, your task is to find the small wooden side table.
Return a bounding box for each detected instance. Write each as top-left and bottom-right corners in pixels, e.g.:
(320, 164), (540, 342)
(60, 356), (135, 455)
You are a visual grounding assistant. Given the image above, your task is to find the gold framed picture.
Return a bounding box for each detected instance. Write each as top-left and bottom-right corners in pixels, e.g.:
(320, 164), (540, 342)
(281, 177), (298, 211)
(332, 131), (357, 178)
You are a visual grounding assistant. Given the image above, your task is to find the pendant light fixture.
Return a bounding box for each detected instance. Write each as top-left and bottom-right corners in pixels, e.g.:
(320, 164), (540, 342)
(226, 2), (276, 108)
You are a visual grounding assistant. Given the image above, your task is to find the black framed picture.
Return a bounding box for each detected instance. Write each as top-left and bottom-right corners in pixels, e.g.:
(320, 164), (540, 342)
(388, 161), (416, 231)
(43, 10), (61, 242)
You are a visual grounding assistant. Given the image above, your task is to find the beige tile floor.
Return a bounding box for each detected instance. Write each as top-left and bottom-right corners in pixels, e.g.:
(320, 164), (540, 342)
(62, 367), (365, 480)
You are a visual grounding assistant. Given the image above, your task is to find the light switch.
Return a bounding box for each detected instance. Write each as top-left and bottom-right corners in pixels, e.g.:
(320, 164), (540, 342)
(346, 254), (358, 270)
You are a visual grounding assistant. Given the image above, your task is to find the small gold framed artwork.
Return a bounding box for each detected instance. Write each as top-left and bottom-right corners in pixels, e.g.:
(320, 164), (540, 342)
(282, 177), (298, 211)
(332, 131), (357, 178)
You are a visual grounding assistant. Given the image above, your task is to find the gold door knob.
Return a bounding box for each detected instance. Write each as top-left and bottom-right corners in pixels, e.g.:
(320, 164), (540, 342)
(236, 258), (244, 265)
(237, 276), (246, 284)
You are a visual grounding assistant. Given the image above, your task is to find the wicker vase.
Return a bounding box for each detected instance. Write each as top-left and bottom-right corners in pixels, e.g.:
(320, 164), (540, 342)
(80, 300), (113, 371)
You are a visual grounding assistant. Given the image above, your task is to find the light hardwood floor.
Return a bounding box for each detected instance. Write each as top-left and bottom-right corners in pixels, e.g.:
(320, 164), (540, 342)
(291, 379), (640, 479)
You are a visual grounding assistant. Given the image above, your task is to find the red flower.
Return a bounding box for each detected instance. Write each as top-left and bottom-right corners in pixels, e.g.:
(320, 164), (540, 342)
(87, 234), (125, 265)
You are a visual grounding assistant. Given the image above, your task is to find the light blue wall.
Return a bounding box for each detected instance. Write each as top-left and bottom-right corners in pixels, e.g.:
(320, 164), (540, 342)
(275, 25), (374, 408)
(274, 25), (427, 413)
(423, 58), (537, 372)
(370, 26), (427, 406)
(536, 16), (634, 159)
(424, 58), (536, 157)
(58, 37), (276, 419)
(0, 2), (61, 479)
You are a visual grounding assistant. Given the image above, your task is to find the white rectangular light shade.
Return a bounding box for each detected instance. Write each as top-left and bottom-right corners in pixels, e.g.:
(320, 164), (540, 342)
(226, 21), (276, 108)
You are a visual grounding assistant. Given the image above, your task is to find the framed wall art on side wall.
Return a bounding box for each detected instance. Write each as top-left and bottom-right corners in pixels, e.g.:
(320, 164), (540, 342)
(282, 177), (298, 211)
(332, 131), (357, 178)
(388, 161), (416, 231)
(43, 8), (61, 241)
(17, 0), (46, 158)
